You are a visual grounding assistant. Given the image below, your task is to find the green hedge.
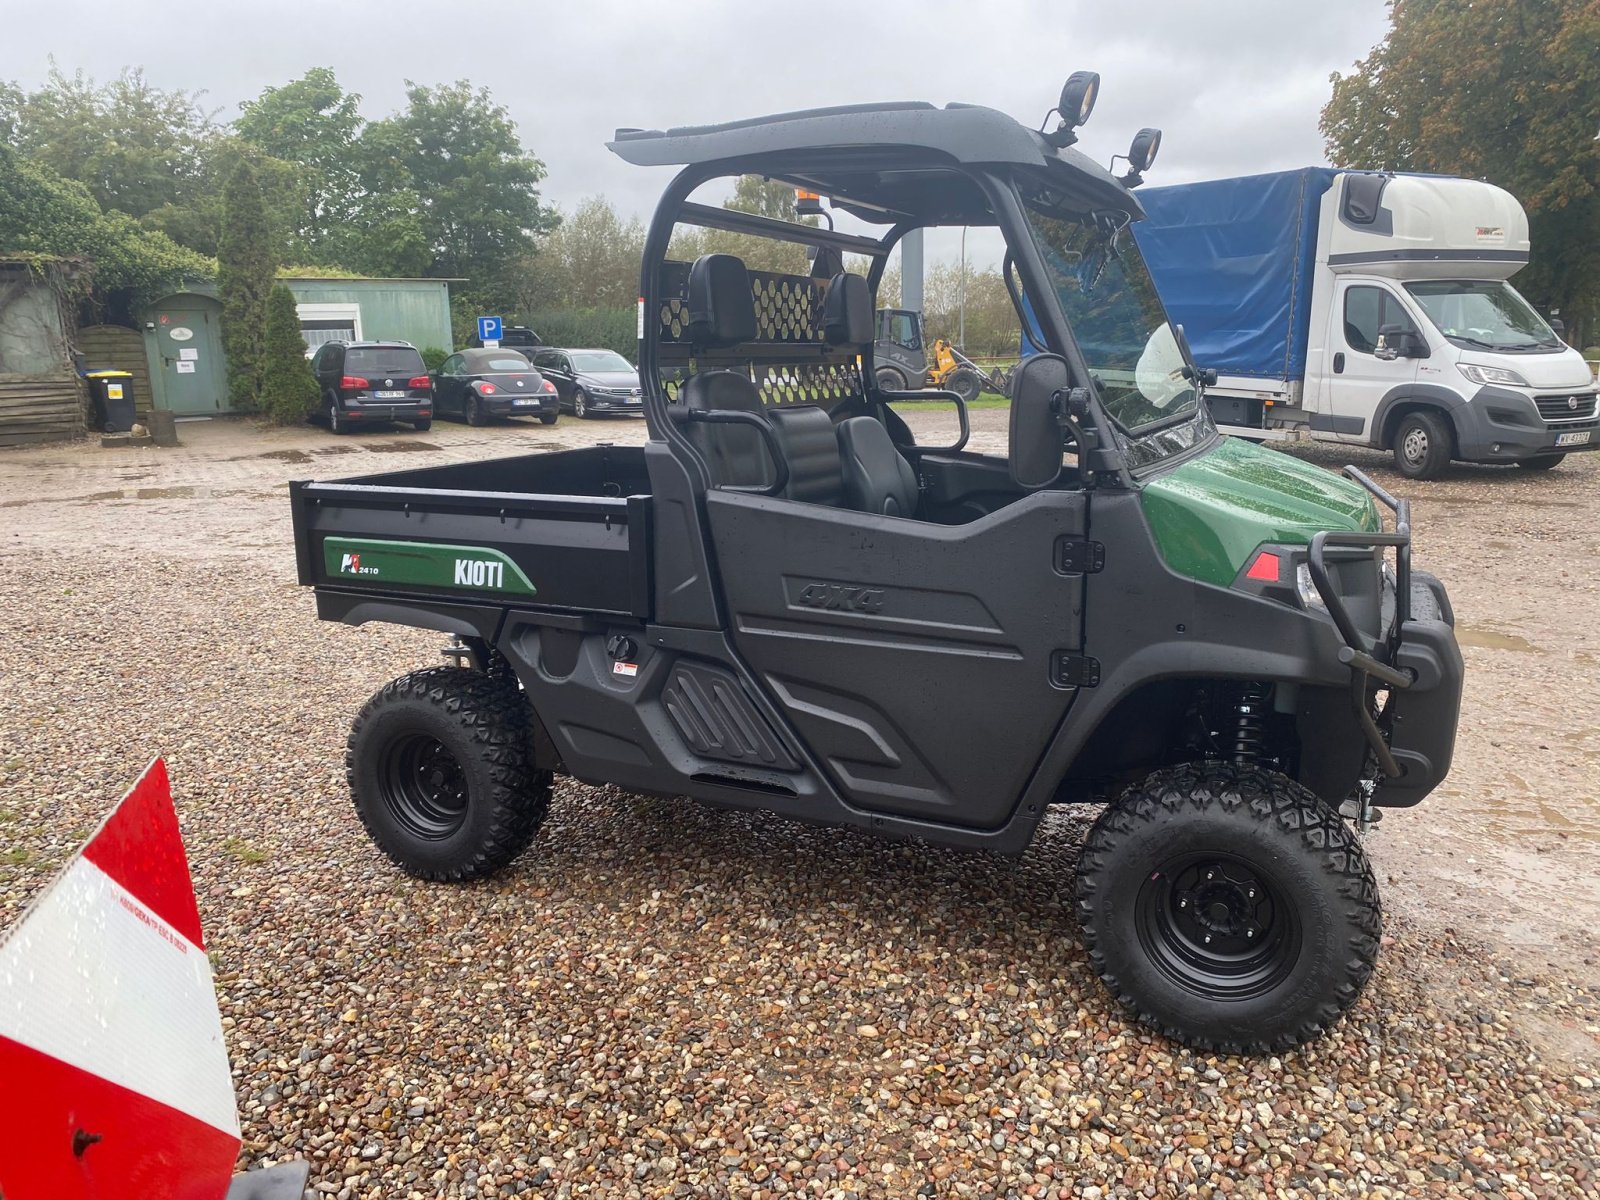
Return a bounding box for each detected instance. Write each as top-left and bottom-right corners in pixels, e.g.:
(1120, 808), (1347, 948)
(518, 307), (637, 359)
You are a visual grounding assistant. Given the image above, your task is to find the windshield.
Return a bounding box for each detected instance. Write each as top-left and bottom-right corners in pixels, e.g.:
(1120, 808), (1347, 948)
(1021, 202), (1203, 463)
(1403, 280), (1561, 352)
(572, 351), (634, 373)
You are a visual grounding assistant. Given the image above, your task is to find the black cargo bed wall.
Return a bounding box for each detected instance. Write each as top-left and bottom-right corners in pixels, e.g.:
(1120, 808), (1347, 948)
(344, 445), (651, 499)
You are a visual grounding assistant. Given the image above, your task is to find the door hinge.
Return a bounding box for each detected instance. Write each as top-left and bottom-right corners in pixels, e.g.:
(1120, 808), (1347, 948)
(1050, 652), (1101, 689)
(1055, 537), (1105, 575)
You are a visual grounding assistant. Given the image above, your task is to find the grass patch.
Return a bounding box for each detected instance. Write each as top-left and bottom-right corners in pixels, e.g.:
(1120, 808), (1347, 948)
(220, 837), (268, 865)
(2, 847), (30, 866)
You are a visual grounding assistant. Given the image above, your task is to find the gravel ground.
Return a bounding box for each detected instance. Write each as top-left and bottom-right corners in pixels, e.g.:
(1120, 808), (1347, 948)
(3, 413), (1599, 1199)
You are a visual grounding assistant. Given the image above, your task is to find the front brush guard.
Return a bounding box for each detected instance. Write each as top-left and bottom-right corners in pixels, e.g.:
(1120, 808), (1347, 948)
(1306, 467), (1414, 779)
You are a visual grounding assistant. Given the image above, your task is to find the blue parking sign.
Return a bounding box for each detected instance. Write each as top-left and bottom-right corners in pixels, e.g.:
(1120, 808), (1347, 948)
(477, 316), (503, 343)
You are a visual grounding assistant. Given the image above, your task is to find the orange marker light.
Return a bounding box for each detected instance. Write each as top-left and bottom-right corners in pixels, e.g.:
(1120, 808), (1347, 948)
(1245, 551), (1281, 582)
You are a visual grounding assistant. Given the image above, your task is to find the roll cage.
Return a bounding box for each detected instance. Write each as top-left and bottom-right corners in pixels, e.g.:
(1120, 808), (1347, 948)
(607, 103), (1178, 491)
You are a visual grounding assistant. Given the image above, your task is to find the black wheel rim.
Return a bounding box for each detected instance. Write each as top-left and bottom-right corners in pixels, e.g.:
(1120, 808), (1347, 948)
(378, 733), (469, 840)
(1136, 851), (1301, 1001)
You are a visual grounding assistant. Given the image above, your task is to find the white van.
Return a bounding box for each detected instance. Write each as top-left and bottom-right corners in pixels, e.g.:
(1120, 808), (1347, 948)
(1133, 169), (1598, 478)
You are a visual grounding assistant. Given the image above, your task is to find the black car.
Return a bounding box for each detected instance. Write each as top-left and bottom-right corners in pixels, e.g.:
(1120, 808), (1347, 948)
(432, 349), (559, 426)
(467, 324), (541, 350)
(310, 341), (433, 434)
(530, 348), (643, 418)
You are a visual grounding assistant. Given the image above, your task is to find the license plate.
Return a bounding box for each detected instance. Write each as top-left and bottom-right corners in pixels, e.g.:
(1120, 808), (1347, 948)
(513, 398), (536, 407)
(373, 390), (405, 399)
(1556, 431), (1591, 446)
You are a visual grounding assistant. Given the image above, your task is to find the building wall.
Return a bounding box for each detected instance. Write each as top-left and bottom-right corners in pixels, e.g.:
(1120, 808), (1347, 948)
(138, 277), (454, 414)
(286, 279), (454, 353)
(0, 265), (84, 446)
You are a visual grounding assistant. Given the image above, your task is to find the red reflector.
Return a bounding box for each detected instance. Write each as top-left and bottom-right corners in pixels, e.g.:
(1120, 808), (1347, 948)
(1246, 551), (1281, 582)
(480, 383), (497, 395)
(340, 376), (369, 390)
(407, 376), (431, 389)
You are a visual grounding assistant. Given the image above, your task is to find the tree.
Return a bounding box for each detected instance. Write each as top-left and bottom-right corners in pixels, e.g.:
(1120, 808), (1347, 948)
(235, 69), (363, 260)
(515, 195), (644, 312)
(0, 142), (210, 315)
(334, 188), (433, 278)
(354, 80), (556, 295)
(7, 65), (218, 223)
(139, 137), (303, 259)
(258, 284), (318, 424)
(0, 80), (20, 144)
(217, 162), (277, 411)
(1322, 0), (1600, 339)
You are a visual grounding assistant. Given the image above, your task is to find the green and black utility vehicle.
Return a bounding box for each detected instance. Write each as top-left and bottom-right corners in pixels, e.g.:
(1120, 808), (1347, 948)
(290, 78), (1465, 1053)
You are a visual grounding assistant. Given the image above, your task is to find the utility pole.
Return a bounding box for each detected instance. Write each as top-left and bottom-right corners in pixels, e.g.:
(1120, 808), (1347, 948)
(958, 226), (967, 349)
(901, 227), (923, 314)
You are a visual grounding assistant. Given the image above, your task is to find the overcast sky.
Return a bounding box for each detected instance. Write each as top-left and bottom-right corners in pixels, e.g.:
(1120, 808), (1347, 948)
(6, 0), (1389, 269)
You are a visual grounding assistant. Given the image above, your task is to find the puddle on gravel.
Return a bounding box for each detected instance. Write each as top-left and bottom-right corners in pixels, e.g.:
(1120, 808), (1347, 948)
(38, 485), (272, 505)
(363, 440), (440, 454)
(255, 449), (312, 464)
(1456, 626), (1538, 652)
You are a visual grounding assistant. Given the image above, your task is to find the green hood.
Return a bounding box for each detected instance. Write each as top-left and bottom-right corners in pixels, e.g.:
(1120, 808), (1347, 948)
(1140, 437), (1380, 586)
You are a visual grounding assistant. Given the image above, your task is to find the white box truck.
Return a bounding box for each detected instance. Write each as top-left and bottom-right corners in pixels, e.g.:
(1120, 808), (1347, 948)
(1130, 168), (1599, 478)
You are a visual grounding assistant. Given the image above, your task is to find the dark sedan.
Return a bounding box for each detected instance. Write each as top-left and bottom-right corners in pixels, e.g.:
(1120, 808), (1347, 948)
(432, 349), (559, 426)
(531, 348), (643, 418)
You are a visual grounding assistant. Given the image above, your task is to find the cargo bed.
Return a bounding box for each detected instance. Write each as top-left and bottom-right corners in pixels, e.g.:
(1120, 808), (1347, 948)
(290, 445), (652, 634)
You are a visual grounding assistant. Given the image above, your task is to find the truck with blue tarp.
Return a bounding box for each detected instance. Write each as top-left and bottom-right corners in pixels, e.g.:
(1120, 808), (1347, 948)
(1125, 167), (1599, 478)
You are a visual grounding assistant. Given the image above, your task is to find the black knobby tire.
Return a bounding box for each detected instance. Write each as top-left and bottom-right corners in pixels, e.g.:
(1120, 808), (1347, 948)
(347, 666), (550, 881)
(1075, 763), (1381, 1054)
(948, 367), (982, 405)
(540, 411), (559, 426)
(875, 366), (908, 394)
(1392, 410), (1452, 480)
(413, 419), (432, 432)
(1517, 453), (1564, 471)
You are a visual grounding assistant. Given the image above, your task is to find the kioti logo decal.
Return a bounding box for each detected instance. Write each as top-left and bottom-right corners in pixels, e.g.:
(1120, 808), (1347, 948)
(454, 558), (506, 588)
(339, 553), (378, 576)
(798, 582), (886, 613)
(322, 538), (537, 597)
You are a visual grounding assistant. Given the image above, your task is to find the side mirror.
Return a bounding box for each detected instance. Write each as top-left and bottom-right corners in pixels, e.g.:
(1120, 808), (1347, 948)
(1171, 323), (1215, 384)
(1008, 354), (1072, 489)
(1550, 317), (1567, 339)
(1377, 323), (1427, 360)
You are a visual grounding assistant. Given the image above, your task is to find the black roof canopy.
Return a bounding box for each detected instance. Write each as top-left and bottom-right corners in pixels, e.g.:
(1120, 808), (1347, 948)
(608, 101), (1141, 226)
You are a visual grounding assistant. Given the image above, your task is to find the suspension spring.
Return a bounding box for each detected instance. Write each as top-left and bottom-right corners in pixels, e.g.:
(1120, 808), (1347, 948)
(1230, 682), (1271, 764)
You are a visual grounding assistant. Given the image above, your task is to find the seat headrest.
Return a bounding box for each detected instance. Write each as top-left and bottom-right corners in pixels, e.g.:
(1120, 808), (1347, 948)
(688, 254), (756, 348)
(822, 272), (873, 346)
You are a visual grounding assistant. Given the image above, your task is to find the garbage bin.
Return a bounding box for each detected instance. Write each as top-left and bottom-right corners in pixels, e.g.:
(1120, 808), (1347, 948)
(85, 370), (136, 434)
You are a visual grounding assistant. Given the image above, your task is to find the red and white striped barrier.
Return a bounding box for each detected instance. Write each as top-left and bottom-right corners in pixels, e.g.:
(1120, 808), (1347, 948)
(0, 759), (242, 1199)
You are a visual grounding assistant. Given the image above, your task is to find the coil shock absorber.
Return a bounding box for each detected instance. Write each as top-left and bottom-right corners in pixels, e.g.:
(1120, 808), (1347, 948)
(1230, 682), (1271, 764)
